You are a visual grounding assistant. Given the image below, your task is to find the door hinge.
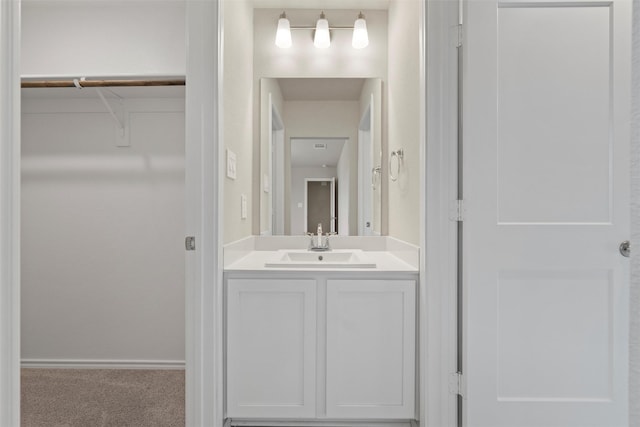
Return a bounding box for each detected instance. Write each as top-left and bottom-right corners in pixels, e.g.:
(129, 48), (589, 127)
(457, 24), (463, 48)
(449, 371), (465, 397)
(185, 236), (196, 251)
(450, 199), (465, 222)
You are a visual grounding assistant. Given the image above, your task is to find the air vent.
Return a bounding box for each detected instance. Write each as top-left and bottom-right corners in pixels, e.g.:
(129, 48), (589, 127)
(313, 143), (327, 149)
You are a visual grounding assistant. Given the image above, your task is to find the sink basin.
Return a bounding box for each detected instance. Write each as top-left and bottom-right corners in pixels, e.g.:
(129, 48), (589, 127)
(265, 249), (377, 268)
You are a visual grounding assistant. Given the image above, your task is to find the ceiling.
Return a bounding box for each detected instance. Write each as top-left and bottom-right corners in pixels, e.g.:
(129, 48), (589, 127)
(291, 138), (346, 167)
(252, 0), (390, 10)
(278, 78), (365, 101)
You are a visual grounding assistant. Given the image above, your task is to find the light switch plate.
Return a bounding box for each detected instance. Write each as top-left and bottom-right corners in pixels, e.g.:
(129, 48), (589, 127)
(226, 149), (237, 180)
(241, 194), (247, 219)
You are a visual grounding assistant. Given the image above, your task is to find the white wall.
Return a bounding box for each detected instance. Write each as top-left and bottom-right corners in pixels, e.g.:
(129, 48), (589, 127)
(336, 143), (350, 235)
(386, 0), (420, 245)
(630, 1), (640, 423)
(21, 0), (186, 77)
(223, 0), (254, 244)
(283, 100), (360, 234)
(290, 167), (337, 235)
(21, 93), (185, 364)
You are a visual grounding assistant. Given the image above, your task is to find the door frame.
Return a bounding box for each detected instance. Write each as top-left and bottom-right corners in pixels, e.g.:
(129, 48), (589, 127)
(422, 0), (461, 426)
(358, 96), (374, 236)
(184, 1), (222, 426)
(269, 96), (285, 236)
(0, 0), (21, 424)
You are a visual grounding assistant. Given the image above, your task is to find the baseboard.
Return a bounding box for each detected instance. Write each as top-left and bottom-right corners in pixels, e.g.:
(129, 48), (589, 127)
(229, 420), (415, 427)
(21, 358), (185, 370)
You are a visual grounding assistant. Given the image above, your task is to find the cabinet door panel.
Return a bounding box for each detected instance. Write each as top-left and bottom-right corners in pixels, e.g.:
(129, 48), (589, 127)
(326, 280), (416, 419)
(227, 279), (316, 418)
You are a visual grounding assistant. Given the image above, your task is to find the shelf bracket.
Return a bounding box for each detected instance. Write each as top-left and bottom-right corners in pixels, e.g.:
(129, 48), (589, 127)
(94, 87), (129, 147)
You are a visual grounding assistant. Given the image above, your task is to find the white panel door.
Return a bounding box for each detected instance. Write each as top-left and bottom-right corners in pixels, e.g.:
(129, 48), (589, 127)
(464, 2), (631, 427)
(226, 279), (316, 418)
(326, 279), (416, 419)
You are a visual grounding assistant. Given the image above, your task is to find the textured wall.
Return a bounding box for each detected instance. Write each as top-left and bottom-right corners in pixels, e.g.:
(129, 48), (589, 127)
(631, 2), (639, 425)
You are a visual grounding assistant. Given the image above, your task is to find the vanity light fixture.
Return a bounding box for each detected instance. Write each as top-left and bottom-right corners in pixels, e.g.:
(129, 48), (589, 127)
(352, 12), (369, 49)
(275, 11), (369, 49)
(275, 12), (292, 48)
(313, 11), (331, 48)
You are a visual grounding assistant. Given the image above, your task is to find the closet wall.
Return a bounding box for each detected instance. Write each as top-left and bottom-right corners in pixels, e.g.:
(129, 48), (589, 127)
(21, 0), (187, 366)
(21, 0), (185, 77)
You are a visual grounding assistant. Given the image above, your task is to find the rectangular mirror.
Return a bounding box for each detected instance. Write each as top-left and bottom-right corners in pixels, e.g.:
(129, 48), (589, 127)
(260, 77), (383, 236)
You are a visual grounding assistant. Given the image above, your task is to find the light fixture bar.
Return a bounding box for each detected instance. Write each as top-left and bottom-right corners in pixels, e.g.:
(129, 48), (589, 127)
(290, 26), (355, 30)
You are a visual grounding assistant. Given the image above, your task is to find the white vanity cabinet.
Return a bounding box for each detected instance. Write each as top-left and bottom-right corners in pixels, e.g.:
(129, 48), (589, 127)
(326, 279), (416, 419)
(225, 274), (417, 423)
(226, 279), (317, 418)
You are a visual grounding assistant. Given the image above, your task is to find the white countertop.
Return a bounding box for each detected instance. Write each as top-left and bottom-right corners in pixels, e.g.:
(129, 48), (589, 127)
(225, 249), (418, 273)
(223, 235), (420, 273)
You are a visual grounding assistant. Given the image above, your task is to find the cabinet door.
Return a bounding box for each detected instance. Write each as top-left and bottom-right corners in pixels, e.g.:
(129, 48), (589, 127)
(226, 279), (316, 418)
(326, 279), (416, 419)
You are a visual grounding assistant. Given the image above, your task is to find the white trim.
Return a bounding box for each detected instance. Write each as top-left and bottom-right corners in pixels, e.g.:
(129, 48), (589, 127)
(631, 4), (640, 425)
(270, 97), (285, 235)
(423, 0), (459, 426)
(0, 0), (21, 425)
(358, 97), (373, 236)
(185, 0), (222, 426)
(229, 421), (413, 427)
(21, 359), (186, 370)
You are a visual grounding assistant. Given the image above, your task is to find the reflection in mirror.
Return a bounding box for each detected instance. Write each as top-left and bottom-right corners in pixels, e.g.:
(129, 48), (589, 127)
(260, 78), (383, 236)
(291, 138), (343, 234)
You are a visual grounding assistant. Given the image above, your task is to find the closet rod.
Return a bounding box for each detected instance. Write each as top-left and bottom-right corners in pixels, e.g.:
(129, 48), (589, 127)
(21, 79), (186, 88)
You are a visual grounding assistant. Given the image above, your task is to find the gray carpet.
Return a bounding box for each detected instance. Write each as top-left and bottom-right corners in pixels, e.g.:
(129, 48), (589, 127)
(21, 368), (185, 427)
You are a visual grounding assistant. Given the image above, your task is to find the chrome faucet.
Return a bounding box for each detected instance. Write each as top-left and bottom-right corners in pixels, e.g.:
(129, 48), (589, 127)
(316, 223), (323, 247)
(307, 223), (332, 251)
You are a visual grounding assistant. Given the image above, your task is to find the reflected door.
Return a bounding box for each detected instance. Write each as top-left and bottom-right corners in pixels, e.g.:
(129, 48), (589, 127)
(305, 178), (336, 234)
(464, 2), (631, 426)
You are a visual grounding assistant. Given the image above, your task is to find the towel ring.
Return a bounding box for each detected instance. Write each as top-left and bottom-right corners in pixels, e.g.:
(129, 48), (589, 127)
(389, 149), (404, 182)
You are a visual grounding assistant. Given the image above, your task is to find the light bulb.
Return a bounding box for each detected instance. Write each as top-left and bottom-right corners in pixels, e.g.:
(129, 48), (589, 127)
(352, 12), (368, 49)
(314, 12), (330, 48)
(275, 12), (292, 48)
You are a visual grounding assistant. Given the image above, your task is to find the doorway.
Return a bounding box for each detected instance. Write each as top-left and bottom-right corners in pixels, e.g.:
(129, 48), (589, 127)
(19, 82), (187, 425)
(304, 178), (337, 234)
(290, 137), (347, 236)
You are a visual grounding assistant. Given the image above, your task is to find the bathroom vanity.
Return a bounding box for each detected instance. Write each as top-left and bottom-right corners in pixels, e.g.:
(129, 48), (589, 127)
(224, 236), (419, 426)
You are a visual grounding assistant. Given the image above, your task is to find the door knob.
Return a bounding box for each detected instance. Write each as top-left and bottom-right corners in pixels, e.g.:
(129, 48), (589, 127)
(619, 240), (630, 257)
